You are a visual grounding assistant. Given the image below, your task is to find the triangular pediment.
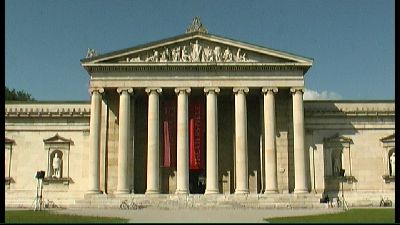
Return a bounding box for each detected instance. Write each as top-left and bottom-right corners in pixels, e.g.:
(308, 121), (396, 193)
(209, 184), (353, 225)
(324, 133), (353, 148)
(380, 133), (395, 143)
(5, 137), (15, 145)
(81, 32), (313, 66)
(43, 133), (73, 144)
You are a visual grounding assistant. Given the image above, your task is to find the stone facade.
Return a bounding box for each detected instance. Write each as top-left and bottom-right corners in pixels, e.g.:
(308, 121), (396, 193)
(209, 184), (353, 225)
(5, 19), (395, 208)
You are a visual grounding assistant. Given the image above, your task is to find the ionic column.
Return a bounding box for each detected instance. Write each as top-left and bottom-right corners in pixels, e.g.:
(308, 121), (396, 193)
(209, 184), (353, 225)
(145, 88), (162, 194)
(175, 87), (191, 194)
(204, 87), (220, 195)
(87, 87), (104, 194)
(262, 87), (278, 194)
(290, 87), (308, 193)
(116, 87), (133, 194)
(233, 87), (249, 194)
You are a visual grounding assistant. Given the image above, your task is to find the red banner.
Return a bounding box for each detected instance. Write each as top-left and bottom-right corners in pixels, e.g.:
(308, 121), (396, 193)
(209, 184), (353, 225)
(162, 99), (177, 167)
(189, 99), (205, 170)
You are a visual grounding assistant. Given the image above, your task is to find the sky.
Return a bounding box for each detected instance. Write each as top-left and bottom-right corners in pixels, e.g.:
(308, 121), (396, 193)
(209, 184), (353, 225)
(5, 0), (394, 101)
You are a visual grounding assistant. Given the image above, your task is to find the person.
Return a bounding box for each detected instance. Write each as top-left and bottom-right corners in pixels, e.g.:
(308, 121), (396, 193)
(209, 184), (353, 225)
(52, 153), (61, 178)
(390, 152), (395, 176)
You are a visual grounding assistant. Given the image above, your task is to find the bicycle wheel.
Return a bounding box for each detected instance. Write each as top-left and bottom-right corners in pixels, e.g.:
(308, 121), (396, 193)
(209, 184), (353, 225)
(120, 202), (128, 210)
(130, 202), (138, 210)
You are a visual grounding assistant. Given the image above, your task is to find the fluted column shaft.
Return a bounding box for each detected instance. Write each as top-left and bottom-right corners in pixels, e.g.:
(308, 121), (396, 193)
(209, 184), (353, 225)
(87, 87), (104, 194)
(233, 87), (249, 194)
(263, 87), (278, 193)
(145, 88), (162, 194)
(204, 87), (220, 194)
(175, 87), (191, 194)
(116, 88), (133, 194)
(291, 88), (308, 193)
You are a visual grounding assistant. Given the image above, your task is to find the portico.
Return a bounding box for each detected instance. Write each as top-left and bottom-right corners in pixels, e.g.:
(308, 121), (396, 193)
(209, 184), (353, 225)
(81, 18), (313, 196)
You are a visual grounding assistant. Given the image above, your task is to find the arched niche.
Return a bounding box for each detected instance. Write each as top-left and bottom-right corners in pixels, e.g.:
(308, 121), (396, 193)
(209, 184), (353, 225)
(323, 133), (355, 182)
(5, 137), (15, 186)
(43, 133), (73, 185)
(380, 133), (395, 183)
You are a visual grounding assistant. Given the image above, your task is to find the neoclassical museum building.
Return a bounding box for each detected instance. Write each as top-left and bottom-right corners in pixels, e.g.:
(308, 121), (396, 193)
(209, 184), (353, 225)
(5, 18), (395, 208)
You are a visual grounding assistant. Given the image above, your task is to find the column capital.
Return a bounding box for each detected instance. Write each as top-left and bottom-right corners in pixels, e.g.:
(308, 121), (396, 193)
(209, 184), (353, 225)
(204, 87), (220, 94)
(174, 87), (191, 94)
(117, 87), (134, 94)
(290, 87), (304, 94)
(262, 87), (278, 94)
(145, 87), (162, 94)
(89, 87), (104, 94)
(233, 87), (249, 94)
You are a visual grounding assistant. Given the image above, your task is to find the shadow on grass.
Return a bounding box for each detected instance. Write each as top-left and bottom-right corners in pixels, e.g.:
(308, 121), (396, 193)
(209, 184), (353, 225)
(264, 208), (395, 223)
(5, 210), (129, 223)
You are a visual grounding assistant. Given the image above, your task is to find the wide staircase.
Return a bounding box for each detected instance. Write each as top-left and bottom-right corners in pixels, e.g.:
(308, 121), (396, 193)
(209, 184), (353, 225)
(70, 193), (326, 209)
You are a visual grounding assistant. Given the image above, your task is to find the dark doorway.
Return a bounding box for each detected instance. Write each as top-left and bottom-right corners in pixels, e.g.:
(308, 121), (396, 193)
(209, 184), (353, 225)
(189, 170), (206, 194)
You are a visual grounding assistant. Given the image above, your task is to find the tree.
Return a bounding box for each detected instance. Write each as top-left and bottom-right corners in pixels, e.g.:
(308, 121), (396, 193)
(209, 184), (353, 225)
(5, 86), (36, 101)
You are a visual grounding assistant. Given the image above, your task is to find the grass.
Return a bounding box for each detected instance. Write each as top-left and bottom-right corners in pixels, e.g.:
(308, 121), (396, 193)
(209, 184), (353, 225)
(5, 210), (129, 223)
(264, 208), (395, 223)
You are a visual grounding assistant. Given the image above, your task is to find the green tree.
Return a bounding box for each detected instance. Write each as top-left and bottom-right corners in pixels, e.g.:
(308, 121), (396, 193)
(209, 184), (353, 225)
(5, 86), (36, 101)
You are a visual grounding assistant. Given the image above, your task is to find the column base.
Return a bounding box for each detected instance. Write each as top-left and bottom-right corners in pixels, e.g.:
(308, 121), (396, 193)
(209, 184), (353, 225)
(294, 189), (308, 194)
(204, 189), (219, 195)
(115, 190), (130, 195)
(175, 189), (189, 195)
(234, 189), (249, 195)
(264, 190), (279, 194)
(145, 190), (160, 195)
(85, 190), (102, 195)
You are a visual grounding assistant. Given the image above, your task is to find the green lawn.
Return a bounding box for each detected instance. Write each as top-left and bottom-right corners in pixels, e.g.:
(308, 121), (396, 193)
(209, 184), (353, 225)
(265, 208), (395, 223)
(5, 210), (129, 223)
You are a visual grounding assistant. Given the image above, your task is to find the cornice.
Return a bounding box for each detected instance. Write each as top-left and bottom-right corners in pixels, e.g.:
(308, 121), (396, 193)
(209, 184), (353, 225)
(5, 104), (91, 118)
(85, 63), (309, 73)
(304, 102), (395, 117)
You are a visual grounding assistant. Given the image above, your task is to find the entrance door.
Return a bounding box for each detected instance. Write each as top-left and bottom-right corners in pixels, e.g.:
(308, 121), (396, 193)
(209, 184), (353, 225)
(189, 98), (205, 194)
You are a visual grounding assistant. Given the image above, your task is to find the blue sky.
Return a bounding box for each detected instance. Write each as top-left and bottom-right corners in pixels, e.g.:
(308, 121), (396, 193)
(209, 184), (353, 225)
(5, 0), (394, 101)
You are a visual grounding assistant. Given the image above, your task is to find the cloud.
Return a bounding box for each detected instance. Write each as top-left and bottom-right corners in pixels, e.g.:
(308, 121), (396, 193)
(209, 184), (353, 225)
(303, 88), (342, 100)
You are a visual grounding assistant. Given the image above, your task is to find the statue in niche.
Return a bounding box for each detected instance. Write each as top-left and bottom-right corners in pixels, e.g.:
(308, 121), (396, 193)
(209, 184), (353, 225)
(190, 40), (202, 62)
(52, 153), (62, 179)
(181, 46), (190, 62)
(390, 152), (395, 176)
(214, 46), (222, 62)
(333, 157), (342, 176)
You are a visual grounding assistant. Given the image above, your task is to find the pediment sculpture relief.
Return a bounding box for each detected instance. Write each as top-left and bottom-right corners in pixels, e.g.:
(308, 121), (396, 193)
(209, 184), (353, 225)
(125, 40), (257, 63)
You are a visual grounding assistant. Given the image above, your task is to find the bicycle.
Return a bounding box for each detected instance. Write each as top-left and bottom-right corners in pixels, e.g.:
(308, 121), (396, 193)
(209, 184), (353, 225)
(120, 199), (139, 210)
(379, 197), (392, 207)
(43, 199), (58, 208)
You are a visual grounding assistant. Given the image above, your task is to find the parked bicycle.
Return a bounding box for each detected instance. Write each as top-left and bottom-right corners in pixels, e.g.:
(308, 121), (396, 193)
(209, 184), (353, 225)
(120, 199), (140, 210)
(379, 197), (392, 207)
(43, 199), (58, 208)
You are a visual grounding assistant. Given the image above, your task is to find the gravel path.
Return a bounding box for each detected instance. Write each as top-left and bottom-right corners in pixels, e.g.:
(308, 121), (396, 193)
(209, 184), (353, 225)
(46, 207), (343, 223)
